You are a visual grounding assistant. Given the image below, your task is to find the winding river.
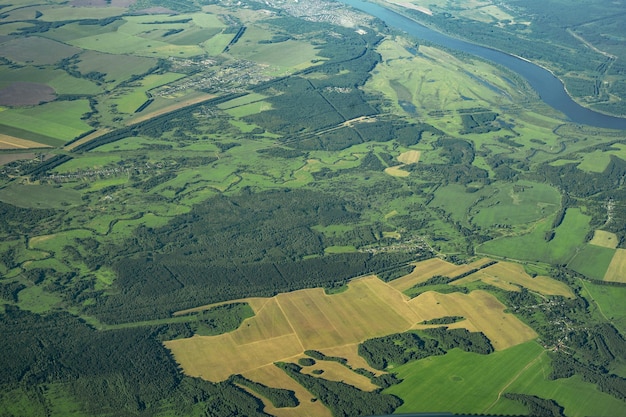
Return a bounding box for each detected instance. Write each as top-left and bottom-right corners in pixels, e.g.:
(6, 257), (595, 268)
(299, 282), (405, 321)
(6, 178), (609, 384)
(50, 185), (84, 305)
(340, 0), (626, 130)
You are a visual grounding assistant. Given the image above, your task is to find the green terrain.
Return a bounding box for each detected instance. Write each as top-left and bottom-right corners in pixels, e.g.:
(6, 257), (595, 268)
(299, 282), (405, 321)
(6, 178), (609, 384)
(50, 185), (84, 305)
(1, 0), (626, 416)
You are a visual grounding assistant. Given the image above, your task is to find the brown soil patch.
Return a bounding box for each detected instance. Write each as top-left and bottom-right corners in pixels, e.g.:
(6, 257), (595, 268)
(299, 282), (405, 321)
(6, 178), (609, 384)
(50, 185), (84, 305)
(0, 134), (51, 150)
(0, 152), (36, 165)
(0, 82), (56, 106)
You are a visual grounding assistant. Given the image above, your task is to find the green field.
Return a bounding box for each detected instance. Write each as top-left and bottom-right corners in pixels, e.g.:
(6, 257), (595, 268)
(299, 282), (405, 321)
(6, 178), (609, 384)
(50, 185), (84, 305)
(0, 101), (93, 141)
(582, 281), (626, 333)
(477, 208), (591, 264)
(387, 341), (626, 416)
(0, 184), (82, 209)
(567, 244), (616, 280)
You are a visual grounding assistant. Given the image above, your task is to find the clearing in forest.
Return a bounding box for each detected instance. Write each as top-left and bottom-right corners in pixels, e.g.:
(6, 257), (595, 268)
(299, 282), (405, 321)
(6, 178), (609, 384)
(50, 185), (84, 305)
(604, 249), (626, 283)
(385, 150), (421, 177)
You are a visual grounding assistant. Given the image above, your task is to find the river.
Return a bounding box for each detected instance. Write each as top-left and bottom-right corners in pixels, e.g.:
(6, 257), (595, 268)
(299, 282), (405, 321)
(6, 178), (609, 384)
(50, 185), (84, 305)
(340, 0), (626, 130)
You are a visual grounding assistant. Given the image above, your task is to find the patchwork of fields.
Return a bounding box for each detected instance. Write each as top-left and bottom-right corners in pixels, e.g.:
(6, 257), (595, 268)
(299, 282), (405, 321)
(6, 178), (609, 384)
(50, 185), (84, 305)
(166, 257), (564, 382)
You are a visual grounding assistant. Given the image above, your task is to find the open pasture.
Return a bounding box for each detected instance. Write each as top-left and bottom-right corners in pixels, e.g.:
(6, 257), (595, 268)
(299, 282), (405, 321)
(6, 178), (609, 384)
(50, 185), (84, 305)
(0, 66), (101, 96)
(166, 275), (536, 383)
(0, 184), (82, 209)
(0, 100), (93, 141)
(75, 50), (156, 85)
(389, 257), (493, 292)
(567, 244), (615, 280)
(429, 183), (492, 224)
(603, 249), (626, 283)
(235, 40), (321, 73)
(577, 144), (626, 173)
(477, 208), (591, 265)
(470, 181), (560, 228)
(453, 261), (575, 297)
(492, 346), (626, 417)
(366, 41), (521, 125)
(386, 342), (544, 414)
(29, 229), (93, 253)
(111, 72), (185, 114)
(583, 281), (626, 333)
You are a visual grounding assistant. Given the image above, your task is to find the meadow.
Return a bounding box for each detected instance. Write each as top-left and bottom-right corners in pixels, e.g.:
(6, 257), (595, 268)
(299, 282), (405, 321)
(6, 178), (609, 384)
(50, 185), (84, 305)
(387, 341), (626, 416)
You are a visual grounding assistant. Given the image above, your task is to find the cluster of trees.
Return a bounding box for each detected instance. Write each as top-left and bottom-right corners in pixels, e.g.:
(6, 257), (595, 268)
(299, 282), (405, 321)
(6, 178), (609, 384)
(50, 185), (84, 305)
(275, 362), (403, 417)
(358, 328), (493, 371)
(459, 111), (501, 134)
(229, 374), (298, 408)
(504, 393), (565, 417)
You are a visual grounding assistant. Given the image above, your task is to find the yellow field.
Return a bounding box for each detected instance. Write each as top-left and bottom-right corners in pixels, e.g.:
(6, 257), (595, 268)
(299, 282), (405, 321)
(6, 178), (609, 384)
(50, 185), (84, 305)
(0, 134), (51, 149)
(243, 364), (332, 417)
(384, 166), (410, 177)
(397, 150), (421, 164)
(453, 262), (575, 298)
(604, 249), (626, 283)
(389, 257), (493, 292)
(165, 273), (537, 386)
(589, 229), (619, 249)
(384, 150), (421, 177)
(301, 360), (377, 391)
(408, 290), (537, 350)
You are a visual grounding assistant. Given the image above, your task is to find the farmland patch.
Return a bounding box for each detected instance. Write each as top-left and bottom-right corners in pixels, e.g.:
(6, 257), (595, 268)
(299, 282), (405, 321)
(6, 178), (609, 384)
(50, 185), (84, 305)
(453, 261), (575, 297)
(604, 249), (626, 283)
(0, 37), (81, 65)
(589, 230), (619, 248)
(0, 83), (56, 106)
(166, 276), (536, 383)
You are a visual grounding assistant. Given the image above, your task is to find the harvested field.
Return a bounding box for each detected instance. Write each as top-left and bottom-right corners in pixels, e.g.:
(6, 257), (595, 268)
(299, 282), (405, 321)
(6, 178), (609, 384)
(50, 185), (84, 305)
(0, 82), (56, 106)
(0, 134), (51, 149)
(397, 150), (421, 164)
(590, 230), (619, 249)
(407, 290), (537, 350)
(301, 360), (377, 391)
(384, 166), (410, 177)
(453, 262), (575, 298)
(321, 343), (382, 375)
(389, 257), (493, 292)
(244, 364), (332, 417)
(166, 275), (536, 383)
(604, 249), (626, 283)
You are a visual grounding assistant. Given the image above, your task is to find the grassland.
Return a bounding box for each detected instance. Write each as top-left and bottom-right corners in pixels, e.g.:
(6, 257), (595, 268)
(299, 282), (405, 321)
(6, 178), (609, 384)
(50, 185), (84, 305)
(477, 208), (591, 264)
(567, 244), (616, 280)
(387, 341), (626, 416)
(0, 101), (93, 142)
(0, 184), (82, 209)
